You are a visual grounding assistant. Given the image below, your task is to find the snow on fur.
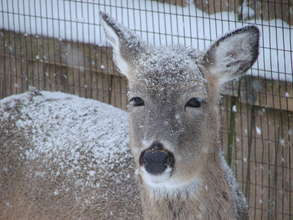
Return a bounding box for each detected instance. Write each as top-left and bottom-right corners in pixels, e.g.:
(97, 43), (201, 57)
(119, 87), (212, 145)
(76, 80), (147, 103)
(137, 46), (205, 90)
(0, 90), (247, 218)
(0, 90), (131, 189)
(0, 90), (143, 219)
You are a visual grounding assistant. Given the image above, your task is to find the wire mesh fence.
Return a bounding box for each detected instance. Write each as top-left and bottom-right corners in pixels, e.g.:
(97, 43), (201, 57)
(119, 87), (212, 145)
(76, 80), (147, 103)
(0, 0), (292, 219)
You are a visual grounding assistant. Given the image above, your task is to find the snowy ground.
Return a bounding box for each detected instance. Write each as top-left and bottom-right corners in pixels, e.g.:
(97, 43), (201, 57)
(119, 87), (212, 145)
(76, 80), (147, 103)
(1, 0), (292, 81)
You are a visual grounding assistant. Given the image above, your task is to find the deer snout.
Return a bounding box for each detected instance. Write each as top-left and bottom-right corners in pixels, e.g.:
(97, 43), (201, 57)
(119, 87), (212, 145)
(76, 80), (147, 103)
(139, 142), (175, 175)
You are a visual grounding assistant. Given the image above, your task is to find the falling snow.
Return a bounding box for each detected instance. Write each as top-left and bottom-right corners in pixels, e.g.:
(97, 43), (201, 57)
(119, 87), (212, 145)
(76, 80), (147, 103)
(256, 127), (261, 135)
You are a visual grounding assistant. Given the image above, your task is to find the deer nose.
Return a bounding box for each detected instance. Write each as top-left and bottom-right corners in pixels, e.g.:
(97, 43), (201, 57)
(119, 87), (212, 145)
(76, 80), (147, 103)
(139, 142), (175, 175)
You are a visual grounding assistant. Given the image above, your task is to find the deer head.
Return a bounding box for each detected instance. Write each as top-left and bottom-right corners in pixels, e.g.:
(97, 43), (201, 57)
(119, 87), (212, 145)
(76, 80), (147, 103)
(100, 12), (259, 194)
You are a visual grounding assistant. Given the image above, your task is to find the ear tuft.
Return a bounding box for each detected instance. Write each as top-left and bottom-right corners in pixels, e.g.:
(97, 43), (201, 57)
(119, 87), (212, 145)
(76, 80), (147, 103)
(201, 26), (259, 85)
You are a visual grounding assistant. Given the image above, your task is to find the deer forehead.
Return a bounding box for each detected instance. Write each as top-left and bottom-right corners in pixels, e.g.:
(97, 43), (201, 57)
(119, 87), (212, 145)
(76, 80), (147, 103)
(130, 47), (207, 93)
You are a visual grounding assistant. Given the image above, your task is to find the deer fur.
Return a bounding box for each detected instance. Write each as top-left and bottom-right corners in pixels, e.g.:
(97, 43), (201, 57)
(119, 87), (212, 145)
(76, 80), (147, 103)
(0, 13), (259, 220)
(100, 12), (259, 220)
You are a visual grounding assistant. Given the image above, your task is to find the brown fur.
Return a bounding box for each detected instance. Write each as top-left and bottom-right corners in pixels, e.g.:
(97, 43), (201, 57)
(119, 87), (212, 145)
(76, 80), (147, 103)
(0, 93), (142, 220)
(0, 14), (258, 220)
(141, 154), (239, 220)
(100, 13), (259, 220)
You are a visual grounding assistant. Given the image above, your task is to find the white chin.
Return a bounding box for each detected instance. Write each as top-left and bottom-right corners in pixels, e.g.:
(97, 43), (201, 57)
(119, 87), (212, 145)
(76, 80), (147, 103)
(140, 167), (200, 192)
(140, 166), (172, 186)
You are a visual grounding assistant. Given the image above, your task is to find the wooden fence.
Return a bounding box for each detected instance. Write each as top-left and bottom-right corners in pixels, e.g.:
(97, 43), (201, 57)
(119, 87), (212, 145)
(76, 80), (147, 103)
(0, 29), (128, 109)
(222, 77), (293, 220)
(0, 29), (292, 220)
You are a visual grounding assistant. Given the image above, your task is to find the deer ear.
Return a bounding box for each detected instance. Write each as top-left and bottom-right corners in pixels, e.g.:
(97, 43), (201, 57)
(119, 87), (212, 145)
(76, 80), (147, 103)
(100, 12), (145, 78)
(200, 26), (259, 85)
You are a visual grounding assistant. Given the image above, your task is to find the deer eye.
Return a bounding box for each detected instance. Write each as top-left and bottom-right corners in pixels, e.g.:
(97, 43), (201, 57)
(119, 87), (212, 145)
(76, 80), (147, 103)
(185, 97), (204, 108)
(129, 97), (144, 107)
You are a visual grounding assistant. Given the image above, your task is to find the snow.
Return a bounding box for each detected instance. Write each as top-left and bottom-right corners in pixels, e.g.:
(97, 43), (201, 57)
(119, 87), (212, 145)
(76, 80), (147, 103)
(136, 46), (206, 90)
(238, 0), (255, 20)
(256, 127), (261, 135)
(0, 90), (131, 189)
(0, 90), (250, 216)
(0, 0), (292, 82)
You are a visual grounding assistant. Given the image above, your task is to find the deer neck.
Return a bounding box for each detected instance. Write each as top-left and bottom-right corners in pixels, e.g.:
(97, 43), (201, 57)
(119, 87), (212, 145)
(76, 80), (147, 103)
(139, 153), (238, 220)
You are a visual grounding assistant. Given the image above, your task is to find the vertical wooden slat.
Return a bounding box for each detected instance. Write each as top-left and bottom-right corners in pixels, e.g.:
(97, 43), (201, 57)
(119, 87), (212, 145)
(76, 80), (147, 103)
(223, 97), (293, 220)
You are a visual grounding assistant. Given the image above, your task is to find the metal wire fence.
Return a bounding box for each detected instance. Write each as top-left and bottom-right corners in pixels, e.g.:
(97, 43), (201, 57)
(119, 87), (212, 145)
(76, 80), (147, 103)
(0, 0), (292, 219)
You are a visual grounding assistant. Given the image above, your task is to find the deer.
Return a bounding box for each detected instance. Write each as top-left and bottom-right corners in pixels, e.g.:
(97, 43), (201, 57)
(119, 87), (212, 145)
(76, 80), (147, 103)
(0, 12), (259, 220)
(100, 12), (259, 220)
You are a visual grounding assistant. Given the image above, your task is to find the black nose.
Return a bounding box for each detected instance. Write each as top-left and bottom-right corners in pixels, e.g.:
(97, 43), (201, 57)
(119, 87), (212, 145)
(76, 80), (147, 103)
(139, 142), (175, 175)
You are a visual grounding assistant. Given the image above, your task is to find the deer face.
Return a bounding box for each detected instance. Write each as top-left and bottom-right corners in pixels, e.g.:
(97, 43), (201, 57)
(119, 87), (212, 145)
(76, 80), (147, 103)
(127, 48), (209, 188)
(101, 12), (259, 191)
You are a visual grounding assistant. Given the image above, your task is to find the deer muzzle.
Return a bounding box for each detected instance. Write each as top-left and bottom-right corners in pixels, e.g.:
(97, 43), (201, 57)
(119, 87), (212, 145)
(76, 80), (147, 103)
(139, 142), (175, 175)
